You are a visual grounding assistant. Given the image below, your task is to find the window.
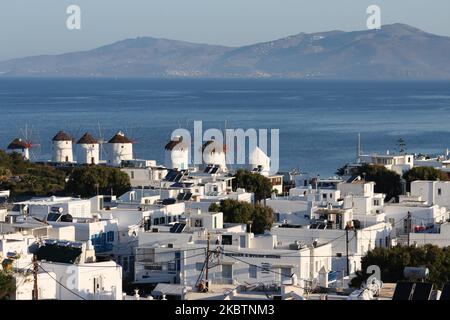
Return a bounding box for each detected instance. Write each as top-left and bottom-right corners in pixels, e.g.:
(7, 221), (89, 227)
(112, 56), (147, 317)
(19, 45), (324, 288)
(249, 265), (257, 278)
(194, 219), (202, 227)
(221, 235), (232, 245)
(107, 231), (114, 242)
(239, 235), (246, 248)
(131, 171), (135, 179)
(322, 194), (327, 199)
(281, 268), (292, 282)
(438, 188), (442, 196)
(65, 156), (69, 162)
(374, 200), (380, 206)
(153, 218), (159, 225)
(93, 276), (103, 293)
(168, 216), (172, 223)
(159, 217), (165, 224)
(213, 216), (217, 229)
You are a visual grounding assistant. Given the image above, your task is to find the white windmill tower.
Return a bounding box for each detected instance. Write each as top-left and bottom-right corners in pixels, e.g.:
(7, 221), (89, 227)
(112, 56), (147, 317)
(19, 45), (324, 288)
(164, 136), (189, 170)
(201, 139), (227, 172)
(76, 132), (100, 165)
(6, 138), (32, 160)
(51, 130), (74, 163)
(107, 131), (134, 166)
(249, 146), (271, 176)
(7, 124), (43, 161)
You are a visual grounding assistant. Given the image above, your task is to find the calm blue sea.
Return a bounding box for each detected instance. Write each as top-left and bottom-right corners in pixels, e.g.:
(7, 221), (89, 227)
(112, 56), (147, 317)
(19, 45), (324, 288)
(0, 78), (449, 176)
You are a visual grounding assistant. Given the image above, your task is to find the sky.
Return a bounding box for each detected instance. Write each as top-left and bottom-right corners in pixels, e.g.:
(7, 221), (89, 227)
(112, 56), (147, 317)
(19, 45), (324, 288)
(0, 0), (449, 61)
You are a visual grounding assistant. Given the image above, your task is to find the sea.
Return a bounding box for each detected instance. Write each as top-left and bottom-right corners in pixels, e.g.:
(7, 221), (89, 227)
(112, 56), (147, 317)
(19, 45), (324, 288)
(0, 78), (449, 177)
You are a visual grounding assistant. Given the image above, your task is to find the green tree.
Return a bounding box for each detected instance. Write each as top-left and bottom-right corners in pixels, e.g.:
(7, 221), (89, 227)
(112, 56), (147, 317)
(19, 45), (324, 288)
(0, 270), (15, 300)
(0, 150), (66, 198)
(397, 137), (407, 154)
(65, 166), (131, 197)
(355, 164), (402, 201)
(350, 245), (450, 289)
(233, 169), (273, 202)
(403, 167), (449, 191)
(209, 199), (274, 234)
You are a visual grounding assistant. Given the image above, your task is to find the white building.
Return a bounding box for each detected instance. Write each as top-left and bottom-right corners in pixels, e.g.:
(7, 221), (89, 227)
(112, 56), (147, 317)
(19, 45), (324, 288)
(52, 130), (74, 163)
(107, 131), (133, 166)
(408, 222), (450, 247)
(7, 138), (30, 160)
(165, 136), (189, 170)
(14, 196), (92, 220)
(35, 240), (123, 300)
(411, 180), (450, 208)
(121, 159), (168, 188)
(76, 132), (100, 165)
(134, 215), (332, 289)
(359, 152), (414, 175)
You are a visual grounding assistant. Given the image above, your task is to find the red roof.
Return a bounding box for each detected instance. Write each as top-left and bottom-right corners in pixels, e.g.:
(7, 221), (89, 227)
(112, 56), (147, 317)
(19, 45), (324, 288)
(165, 136), (188, 151)
(7, 138), (30, 149)
(52, 130), (73, 141)
(77, 132), (98, 144)
(108, 131), (133, 144)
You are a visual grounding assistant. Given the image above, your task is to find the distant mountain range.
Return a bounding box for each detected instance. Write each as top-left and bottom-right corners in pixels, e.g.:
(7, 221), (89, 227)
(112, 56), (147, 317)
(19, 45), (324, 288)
(1, 23), (450, 79)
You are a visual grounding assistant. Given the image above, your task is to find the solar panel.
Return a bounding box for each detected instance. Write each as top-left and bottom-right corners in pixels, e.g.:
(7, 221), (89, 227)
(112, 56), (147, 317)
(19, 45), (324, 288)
(411, 282), (433, 300)
(47, 212), (61, 222)
(170, 223), (186, 233)
(440, 282), (450, 300)
(176, 192), (192, 201)
(165, 170), (178, 181)
(183, 192), (192, 201)
(210, 167), (219, 174)
(162, 198), (177, 205)
(392, 282), (414, 300)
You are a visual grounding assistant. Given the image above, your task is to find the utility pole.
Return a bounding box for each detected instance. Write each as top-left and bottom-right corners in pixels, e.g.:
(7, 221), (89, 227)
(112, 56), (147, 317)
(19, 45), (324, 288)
(407, 211), (412, 246)
(345, 228), (350, 277)
(32, 254), (38, 300)
(205, 232), (210, 291)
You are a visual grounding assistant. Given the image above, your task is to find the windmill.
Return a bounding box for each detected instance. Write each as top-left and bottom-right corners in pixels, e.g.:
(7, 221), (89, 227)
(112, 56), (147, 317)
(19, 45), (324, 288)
(8, 124), (42, 161)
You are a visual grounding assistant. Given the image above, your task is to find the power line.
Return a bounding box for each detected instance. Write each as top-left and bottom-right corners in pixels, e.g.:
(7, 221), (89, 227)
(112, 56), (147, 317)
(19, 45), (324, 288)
(38, 264), (87, 300)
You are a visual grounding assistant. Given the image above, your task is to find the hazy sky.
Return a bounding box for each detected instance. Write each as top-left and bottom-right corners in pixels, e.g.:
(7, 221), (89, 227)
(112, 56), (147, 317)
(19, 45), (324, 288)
(0, 0), (449, 61)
